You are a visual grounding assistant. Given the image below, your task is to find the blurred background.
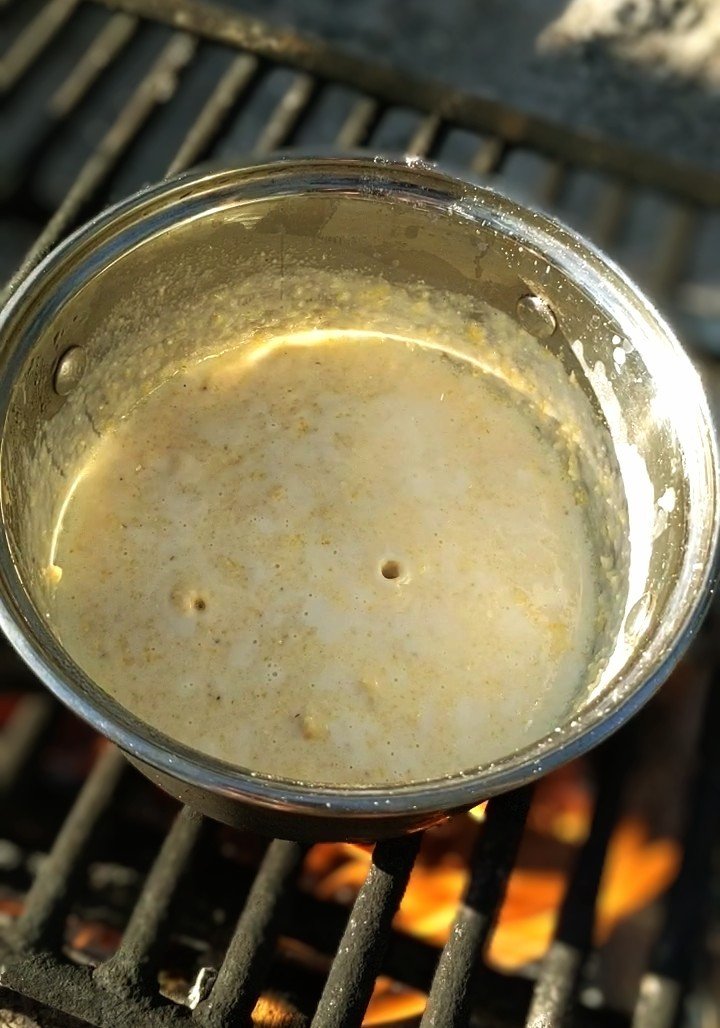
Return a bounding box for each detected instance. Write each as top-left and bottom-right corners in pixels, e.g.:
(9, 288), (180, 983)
(223, 0), (720, 171)
(2, 0), (719, 352)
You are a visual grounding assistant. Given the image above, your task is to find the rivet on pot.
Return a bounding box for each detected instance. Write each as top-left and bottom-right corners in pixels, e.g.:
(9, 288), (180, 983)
(53, 347), (86, 396)
(516, 294), (557, 338)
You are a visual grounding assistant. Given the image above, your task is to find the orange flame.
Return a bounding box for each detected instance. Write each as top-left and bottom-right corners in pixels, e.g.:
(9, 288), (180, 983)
(252, 995), (306, 1027)
(302, 762), (681, 1026)
(363, 978), (427, 1026)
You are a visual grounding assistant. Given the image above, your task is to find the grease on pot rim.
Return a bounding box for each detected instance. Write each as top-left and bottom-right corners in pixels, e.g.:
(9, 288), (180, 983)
(49, 329), (598, 786)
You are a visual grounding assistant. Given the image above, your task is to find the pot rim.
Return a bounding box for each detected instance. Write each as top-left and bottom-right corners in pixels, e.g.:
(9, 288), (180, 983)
(0, 154), (717, 827)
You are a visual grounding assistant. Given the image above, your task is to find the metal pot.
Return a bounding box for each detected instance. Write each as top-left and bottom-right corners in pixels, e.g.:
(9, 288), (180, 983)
(0, 156), (716, 841)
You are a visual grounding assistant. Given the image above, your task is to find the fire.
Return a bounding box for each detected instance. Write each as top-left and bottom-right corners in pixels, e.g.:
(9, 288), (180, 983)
(252, 995), (305, 1026)
(302, 761), (681, 1025)
(0, 688), (678, 1028)
(363, 978), (427, 1026)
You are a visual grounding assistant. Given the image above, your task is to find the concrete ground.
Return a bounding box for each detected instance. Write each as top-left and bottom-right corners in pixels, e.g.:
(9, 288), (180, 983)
(224, 0), (720, 172)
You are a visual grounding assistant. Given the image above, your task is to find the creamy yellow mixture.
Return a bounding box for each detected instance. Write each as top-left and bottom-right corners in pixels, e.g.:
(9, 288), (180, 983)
(50, 330), (598, 785)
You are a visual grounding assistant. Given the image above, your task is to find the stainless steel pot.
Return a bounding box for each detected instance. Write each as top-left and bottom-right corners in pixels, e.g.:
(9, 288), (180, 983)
(0, 156), (716, 841)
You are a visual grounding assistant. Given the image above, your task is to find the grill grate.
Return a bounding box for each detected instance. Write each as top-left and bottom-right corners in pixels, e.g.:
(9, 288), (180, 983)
(0, 2), (719, 1026)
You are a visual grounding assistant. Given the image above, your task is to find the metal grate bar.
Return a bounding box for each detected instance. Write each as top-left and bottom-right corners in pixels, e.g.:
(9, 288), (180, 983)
(527, 737), (628, 1028)
(0, 0), (79, 92)
(0, 695), (53, 794)
(528, 942), (583, 1028)
(13, 746), (126, 952)
(591, 181), (632, 250)
(94, 805), (204, 996)
(539, 161), (567, 210)
(647, 204), (699, 299)
(420, 788), (532, 1028)
(0, 10), (139, 207)
(335, 97), (383, 150)
(166, 52), (260, 176)
(632, 974), (682, 1028)
(471, 137), (507, 177)
(407, 114), (446, 159)
(253, 72), (317, 154)
(633, 677), (720, 1028)
(311, 833), (422, 1028)
(194, 839), (306, 1026)
(0, 30), (196, 305)
(48, 11), (138, 118)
